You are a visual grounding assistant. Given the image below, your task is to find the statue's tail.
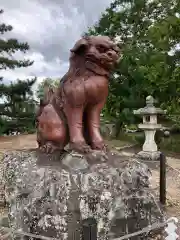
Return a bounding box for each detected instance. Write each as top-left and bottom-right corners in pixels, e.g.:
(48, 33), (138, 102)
(42, 85), (55, 105)
(36, 86), (55, 123)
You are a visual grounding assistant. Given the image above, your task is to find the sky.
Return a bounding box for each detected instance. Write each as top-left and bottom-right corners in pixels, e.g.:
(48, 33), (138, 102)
(1, 0), (112, 88)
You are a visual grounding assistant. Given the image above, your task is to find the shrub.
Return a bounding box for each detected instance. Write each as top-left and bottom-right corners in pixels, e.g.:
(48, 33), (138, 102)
(170, 124), (180, 134)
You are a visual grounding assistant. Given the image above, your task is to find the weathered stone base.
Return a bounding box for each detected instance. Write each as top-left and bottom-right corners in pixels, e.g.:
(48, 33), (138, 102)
(136, 151), (161, 161)
(135, 151), (162, 170)
(2, 149), (164, 240)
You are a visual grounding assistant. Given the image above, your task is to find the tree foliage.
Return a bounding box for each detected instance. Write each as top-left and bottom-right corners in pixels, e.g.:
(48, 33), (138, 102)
(0, 9), (33, 77)
(36, 77), (60, 100)
(0, 78), (37, 134)
(85, 0), (180, 133)
(0, 9), (36, 134)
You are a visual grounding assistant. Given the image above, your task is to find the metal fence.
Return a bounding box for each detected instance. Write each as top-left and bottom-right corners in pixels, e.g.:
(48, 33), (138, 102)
(0, 217), (179, 240)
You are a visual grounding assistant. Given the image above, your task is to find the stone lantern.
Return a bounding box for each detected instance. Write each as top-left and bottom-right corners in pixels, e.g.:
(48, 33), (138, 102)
(133, 96), (166, 160)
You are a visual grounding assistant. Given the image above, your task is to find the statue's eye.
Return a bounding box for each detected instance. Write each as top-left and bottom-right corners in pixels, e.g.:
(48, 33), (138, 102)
(98, 45), (107, 53)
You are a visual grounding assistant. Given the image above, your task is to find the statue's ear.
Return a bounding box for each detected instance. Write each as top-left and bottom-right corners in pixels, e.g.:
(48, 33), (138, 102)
(70, 38), (88, 54)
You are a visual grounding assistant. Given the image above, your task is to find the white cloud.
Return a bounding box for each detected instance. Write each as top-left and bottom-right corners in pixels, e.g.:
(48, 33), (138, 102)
(1, 1), (86, 46)
(1, 51), (68, 82)
(0, 0), (112, 86)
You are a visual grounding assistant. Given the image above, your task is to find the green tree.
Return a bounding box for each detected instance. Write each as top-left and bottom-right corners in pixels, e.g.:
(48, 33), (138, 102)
(0, 9), (36, 134)
(0, 78), (37, 134)
(0, 9), (33, 79)
(36, 77), (60, 100)
(85, 0), (180, 135)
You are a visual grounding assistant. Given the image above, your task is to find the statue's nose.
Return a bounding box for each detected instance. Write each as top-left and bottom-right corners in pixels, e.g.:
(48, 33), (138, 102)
(89, 46), (97, 54)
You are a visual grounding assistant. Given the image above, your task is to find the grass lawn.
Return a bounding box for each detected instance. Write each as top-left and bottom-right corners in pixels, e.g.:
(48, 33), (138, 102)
(116, 131), (180, 156)
(106, 138), (134, 149)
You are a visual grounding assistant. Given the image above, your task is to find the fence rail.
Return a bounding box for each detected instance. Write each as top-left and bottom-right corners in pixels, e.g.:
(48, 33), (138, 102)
(0, 217), (179, 240)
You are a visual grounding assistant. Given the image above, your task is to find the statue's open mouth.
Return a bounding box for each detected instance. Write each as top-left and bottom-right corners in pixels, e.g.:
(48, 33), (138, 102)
(86, 54), (114, 70)
(86, 54), (99, 62)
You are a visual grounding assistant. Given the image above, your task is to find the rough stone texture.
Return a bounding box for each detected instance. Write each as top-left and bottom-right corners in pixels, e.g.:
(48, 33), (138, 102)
(136, 151), (161, 162)
(0, 154), (5, 207)
(2, 149), (164, 240)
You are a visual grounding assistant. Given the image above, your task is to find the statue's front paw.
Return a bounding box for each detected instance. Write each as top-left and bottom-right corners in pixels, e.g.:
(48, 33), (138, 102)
(69, 141), (92, 154)
(91, 141), (109, 152)
(39, 142), (58, 154)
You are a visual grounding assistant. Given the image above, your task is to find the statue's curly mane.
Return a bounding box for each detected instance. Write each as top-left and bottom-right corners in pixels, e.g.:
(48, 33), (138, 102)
(60, 53), (96, 86)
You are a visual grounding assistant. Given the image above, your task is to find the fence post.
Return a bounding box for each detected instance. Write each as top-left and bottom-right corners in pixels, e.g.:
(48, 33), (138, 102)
(159, 152), (166, 205)
(82, 218), (97, 240)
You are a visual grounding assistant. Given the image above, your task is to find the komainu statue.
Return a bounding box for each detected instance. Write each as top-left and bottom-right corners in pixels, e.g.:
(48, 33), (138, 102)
(36, 35), (120, 154)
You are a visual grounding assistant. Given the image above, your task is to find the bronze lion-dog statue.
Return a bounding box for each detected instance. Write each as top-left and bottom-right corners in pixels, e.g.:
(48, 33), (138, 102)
(36, 35), (120, 154)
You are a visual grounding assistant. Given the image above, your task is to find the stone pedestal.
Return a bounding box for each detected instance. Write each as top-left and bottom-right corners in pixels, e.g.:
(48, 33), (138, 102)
(136, 150), (161, 161)
(139, 125), (162, 152)
(2, 149), (164, 240)
(143, 129), (157, 152)
(135, 151), (161, 170)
